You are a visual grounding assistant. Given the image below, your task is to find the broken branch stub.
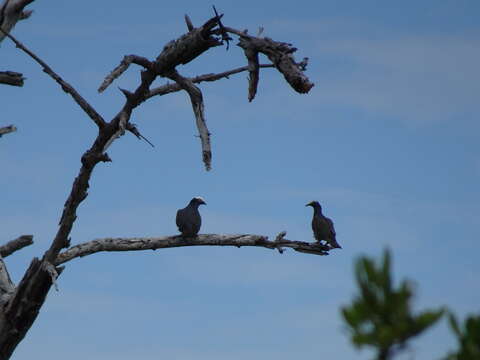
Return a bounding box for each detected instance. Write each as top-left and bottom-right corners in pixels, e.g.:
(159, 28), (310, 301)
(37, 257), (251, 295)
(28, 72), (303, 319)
(0, 235), (33, 257)
(98, 55), (151, 93)
(243, 48), (260, 101)
(0, 71), (24, 86)
(0, 125), (17, 137)
(166, 69), (212, 171)
(237, 35), (314, 94)
(154, 15), (223, 74)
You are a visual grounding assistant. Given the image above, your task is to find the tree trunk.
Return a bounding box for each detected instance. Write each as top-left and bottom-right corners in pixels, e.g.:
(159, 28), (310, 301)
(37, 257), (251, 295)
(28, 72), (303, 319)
(0, 258), (56, 360)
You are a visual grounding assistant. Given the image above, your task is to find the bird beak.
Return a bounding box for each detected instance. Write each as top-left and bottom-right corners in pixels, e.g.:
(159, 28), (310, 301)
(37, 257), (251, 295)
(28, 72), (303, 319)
(201, 200), (206, 205)
(305, 202), (312, 207)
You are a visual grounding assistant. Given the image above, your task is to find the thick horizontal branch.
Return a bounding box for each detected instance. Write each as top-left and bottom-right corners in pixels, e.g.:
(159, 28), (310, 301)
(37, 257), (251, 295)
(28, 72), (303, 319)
(0, 124), (17, 137)
(0, 71), (24, 86)
(0, 235), (33, 257)
(55, 233), (330, 265)
(0, 29), (106, 128)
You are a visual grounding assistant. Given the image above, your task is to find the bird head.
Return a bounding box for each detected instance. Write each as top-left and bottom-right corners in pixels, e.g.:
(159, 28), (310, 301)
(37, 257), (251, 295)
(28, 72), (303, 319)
(306, 201), (321, 209)
(190, 196), (207, 206)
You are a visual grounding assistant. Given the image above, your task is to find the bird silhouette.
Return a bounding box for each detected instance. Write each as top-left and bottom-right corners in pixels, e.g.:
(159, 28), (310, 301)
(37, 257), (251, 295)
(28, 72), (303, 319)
(176, 197), (206, 238)
(306, 201), (341, 249)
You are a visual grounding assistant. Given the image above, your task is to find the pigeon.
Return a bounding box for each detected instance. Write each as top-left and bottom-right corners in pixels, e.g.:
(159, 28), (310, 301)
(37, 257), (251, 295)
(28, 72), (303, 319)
(176, 197), (206, 238)
(306, 201), (341, 249)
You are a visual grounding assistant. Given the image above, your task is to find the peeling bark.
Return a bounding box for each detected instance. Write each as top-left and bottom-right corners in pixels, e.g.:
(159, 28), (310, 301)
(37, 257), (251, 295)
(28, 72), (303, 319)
(56, 233), (330, 265)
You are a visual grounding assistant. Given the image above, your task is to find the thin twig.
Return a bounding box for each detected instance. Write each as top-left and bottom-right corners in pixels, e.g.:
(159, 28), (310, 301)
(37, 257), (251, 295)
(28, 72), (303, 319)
(147, 63), (274, 99)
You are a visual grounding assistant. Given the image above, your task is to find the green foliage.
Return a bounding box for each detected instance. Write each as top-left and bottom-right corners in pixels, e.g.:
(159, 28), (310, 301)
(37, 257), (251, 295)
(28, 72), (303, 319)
(341, 249), (444, 360)
(445, 313), (480, 360)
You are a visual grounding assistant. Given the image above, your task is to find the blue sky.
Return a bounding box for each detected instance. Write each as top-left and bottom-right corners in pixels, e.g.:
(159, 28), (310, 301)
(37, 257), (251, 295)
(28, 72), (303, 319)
(1, 0), (479, 359)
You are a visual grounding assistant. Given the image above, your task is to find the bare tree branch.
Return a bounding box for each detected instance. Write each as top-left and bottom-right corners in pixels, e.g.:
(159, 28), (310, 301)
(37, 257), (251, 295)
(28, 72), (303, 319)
(224, 26), (314, 94)
(165, 69), (212, 171)
(154, 15), (222, 72)
(244, 47), (260, 101)
(0, 235), (33, 257)
(0, 71), (24, 86)
(0, 255), (14, 305)
(184, 14), (194, 32)
(0, 124), (17, 137)
(98, 55), (152, 93)
(0, 29), (107, 128)
(147, 63), (275, 99)
(55, 233), (330, 265)
(126, 123), (155, 147)
(0, 0), (35, 44)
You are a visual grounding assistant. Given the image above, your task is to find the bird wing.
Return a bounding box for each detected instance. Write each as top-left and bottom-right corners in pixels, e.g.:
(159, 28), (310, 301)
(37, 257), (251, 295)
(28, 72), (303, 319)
(311, 216), (321, 241)
(176, 207), (201, 236)
(176, 209), (186, 232)
(326, 217), (336, 238)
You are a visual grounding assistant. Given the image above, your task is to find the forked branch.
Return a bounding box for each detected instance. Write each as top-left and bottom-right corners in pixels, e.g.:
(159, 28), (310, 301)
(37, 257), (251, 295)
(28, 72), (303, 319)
(225, 26), (314, 96)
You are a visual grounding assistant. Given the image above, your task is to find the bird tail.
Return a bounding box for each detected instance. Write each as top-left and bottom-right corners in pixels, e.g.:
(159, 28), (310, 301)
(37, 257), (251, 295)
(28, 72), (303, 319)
(330, 240), (342, 249)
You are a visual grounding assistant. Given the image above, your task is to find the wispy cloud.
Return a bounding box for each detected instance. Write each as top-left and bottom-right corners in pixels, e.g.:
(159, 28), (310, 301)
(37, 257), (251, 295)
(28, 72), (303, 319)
(263, 18), (480, 125)
(315, 35), (480, 124)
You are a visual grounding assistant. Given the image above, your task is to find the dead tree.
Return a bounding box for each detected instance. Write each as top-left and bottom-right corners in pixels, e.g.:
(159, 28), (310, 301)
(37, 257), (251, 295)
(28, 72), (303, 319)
(0, 8), (319, 359)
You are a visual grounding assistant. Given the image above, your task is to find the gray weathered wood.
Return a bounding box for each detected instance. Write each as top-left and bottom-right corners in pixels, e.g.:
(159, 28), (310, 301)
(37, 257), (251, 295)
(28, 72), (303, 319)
(0, 125), (17, 137)
(0, 235), (33, 257)
(56, 233), (330, 265)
